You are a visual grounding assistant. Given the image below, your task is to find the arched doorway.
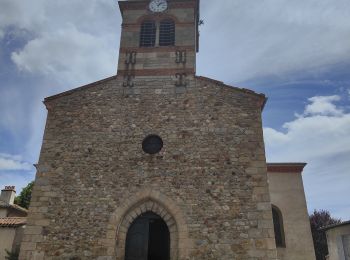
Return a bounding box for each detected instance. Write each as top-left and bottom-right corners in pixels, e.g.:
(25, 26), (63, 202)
(125, 211), (170, 260)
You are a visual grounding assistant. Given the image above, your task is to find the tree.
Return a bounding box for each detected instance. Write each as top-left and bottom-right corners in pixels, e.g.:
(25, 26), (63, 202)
(14, 181), (34, 209)
(309, 210), (342, 260)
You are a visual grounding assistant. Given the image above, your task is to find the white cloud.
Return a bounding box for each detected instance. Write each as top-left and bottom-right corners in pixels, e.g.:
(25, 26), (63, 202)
(0, 0), (119, 85)
(0, 153), (32, 171)
(0, 0), (120, 167)
(1, 0), (350, 84)
(0, 0), (115, 34)
(265, 96), (350, 160)
(0, 153), (22, 161)
(304, 96), (343, 116)
(263, 128), (290, 145)
(11, 25), (116, 84)
(264, 95), (350, 218)
(198, 0), (350, 83)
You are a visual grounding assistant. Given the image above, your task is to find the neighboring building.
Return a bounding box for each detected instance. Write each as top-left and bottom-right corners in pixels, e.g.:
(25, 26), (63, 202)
(323, 221), (350, 260)
(267, 164), (316, 260)
(19, 0), (315, 259)
(0, 186), (27, 259)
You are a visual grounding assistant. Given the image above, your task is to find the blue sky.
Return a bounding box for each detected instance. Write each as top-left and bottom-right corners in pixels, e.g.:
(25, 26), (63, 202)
(0, 0), (349, 219)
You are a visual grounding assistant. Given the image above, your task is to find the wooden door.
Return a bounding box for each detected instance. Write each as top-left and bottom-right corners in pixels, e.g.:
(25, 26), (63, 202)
(125, 218), (149, 260)
(124, 212), (170, 260)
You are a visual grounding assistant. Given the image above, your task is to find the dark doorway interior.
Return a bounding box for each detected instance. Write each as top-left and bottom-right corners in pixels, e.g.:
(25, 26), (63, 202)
(125, 212), (170, 260)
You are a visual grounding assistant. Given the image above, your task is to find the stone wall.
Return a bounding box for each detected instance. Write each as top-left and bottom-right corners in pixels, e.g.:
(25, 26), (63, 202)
(20, 76), (277, 259)
(117, 1), (197, 76)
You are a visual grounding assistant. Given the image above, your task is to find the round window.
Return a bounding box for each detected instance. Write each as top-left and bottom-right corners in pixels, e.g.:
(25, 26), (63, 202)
(142, 135), (163, 154)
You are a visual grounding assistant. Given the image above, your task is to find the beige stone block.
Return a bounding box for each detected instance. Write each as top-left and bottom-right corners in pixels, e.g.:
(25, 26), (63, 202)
(25, 226), (42, 235)
(35, 219), (50, 226)
(258, 220), (274, 229)
(20, 242), (36, 251)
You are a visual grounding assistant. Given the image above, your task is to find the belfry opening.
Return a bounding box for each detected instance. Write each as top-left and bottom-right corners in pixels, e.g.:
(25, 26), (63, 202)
(125, 212), (170, 260)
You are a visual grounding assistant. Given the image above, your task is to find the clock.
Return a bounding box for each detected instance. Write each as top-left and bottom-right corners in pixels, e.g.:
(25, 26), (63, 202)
(149, 0), (168, 13)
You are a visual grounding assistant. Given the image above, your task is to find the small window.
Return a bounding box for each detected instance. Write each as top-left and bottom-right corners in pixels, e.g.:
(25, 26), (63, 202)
(159, 19), (175, 46)
(272, 205), (286, 248)
(142, 135), (163, 154)
(140, 21), (156, 47)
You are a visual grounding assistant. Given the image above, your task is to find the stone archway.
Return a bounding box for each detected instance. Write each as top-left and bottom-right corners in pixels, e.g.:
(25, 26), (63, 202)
(116, 199), (178, 260)
(104, 189), (192, 260)
(125, 211), (170, 260)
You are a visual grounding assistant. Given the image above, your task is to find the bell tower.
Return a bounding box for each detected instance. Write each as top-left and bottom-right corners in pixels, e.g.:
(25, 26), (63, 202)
(117, 0), (200, 82)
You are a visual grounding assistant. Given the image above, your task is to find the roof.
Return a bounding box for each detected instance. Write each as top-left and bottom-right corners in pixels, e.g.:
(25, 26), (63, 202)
(267, 163), (307, 173)
(0, 200), (28, 214)
(0, 217), (27, 228)
(321, 220), (350, 231)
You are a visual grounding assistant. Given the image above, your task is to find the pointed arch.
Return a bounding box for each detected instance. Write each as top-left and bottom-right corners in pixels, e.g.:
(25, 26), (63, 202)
(120, 200), (176, 260)
(105, 189), (191, 260)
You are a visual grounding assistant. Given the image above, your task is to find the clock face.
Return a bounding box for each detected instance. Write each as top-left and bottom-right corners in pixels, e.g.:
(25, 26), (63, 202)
(149, 0), (168, 13)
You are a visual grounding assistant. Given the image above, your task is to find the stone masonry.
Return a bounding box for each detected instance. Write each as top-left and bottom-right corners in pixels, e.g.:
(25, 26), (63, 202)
(20, 75), (278, 259)
(19, 0), (279, 259)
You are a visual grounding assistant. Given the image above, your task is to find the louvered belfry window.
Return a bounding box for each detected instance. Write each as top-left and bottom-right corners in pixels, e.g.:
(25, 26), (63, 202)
(140, 21), (156, 47)
(159, 19), (175, 46)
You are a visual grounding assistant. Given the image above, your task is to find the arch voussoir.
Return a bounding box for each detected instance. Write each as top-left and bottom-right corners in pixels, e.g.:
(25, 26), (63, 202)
(108, 189), (190, 260)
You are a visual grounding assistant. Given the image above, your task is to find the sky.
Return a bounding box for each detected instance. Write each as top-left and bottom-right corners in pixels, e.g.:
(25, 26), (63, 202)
(0, 0), (349, 219)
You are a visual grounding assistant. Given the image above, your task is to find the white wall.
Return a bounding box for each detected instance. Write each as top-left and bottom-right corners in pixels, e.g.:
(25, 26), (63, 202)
(0, 227), (16, 259)
(268, 171), (316, 260)
(326, 224), (350, 260)
(0, 208), (8, 218)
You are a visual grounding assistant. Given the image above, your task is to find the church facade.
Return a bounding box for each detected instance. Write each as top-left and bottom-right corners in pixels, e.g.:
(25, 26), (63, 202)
(19, 0), (315, 259)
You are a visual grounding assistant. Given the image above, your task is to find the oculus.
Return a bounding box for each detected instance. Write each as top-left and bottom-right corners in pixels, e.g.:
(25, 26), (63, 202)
(142, 135), (163, 154)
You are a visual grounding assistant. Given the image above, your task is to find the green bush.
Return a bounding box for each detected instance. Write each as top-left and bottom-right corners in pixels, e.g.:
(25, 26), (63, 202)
(14, 181), (34, 209)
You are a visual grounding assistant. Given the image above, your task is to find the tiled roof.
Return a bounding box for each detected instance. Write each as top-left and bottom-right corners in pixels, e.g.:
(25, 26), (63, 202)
(0, 217), (27, 227)
(0, 200), (28, 214)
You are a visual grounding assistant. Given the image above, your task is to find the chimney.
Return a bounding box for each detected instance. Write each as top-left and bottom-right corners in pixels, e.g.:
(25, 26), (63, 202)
(0, 186), (16, 205)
